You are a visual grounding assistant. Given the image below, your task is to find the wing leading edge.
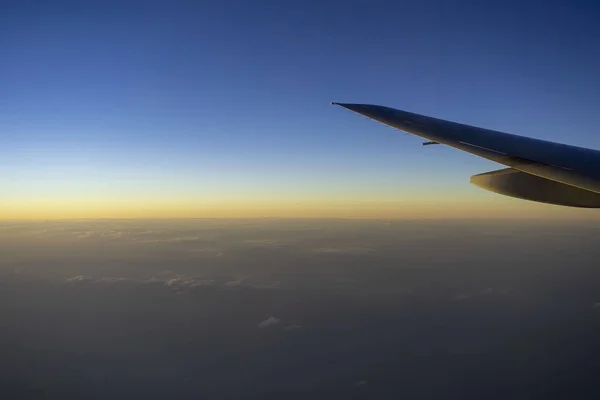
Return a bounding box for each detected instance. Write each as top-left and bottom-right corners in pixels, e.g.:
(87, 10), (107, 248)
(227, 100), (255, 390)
(333, 103), (600, 199)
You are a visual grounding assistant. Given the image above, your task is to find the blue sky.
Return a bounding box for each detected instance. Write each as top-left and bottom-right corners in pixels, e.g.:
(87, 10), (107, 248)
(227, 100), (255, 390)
(2, 0), (600, 218)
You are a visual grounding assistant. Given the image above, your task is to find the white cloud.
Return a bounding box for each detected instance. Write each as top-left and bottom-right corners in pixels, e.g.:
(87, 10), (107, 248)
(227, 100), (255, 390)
(225, 279), (247, 287)
(225, 279), (246, 288)
(166, 277), (191, 287)
(65, 275), (91, 283)
(66, 275), (132, 284)
(165, 276), (215, 289)
(63, 274), (272, 291)
(101, 231), (123, 239)
(258, 317), (282, 329)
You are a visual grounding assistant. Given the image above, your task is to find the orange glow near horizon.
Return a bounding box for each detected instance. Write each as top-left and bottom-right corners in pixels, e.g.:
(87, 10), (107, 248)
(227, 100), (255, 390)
(2, 195), (598, 220)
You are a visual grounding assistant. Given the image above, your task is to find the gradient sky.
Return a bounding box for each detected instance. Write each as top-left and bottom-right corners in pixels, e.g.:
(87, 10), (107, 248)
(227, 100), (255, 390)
(2, 0), (600, 219)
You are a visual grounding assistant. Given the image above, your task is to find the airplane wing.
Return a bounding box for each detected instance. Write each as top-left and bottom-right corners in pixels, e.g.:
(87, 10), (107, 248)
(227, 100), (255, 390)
(333, 102), (600, 208)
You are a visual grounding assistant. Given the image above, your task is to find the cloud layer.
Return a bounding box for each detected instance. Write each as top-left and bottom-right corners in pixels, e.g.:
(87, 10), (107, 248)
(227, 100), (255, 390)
(3, 219), (600, 399)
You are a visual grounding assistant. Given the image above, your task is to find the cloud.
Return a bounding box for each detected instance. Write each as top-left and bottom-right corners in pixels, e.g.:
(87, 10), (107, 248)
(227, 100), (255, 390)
(63, 274), (272, 292)
(64, 275), (208, 288)
(224, 279), (245, 287)
(258, 317), (282, 329)
(136, 236), (200, 244)
(190, 248), (224, 257)
(313, 247), (375, 255)
(65, 275), (92, 283)
(101, 231), (124, 239)
(144, 277), (168, 285)
(76, 231), (95, 239)
(188, 280), (216, 288)
(242, 239), (280, 245)
(165, 277), (215, 289)
(283, 324), (303, 332)
(95, 277), (128, 284)
(257, 318), (302, 331)
(355, 380), (368, 387)
(63, 274), (229, 292)
(593, 302), (600, 309)
(166, 277), (194, 287)
(164, 236), (200, 242)
(66, 275), (133, 284)
(241, 239), (289, 248)
(74, 230), (126, 240)
(224, 278), (279, 290)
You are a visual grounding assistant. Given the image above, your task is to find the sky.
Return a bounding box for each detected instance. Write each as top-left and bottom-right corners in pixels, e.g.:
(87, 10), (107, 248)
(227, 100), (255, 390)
(2, 0), (600, 219)
(3, 3), (600, 395)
